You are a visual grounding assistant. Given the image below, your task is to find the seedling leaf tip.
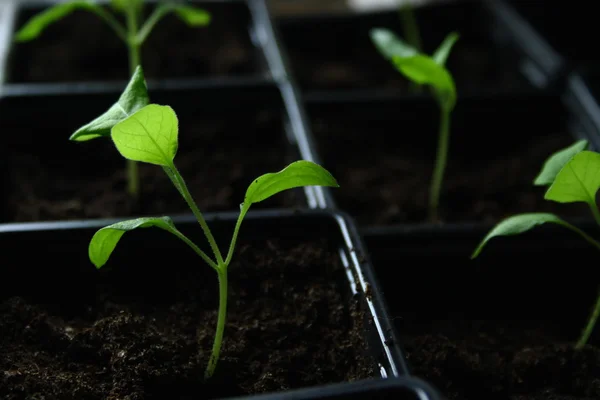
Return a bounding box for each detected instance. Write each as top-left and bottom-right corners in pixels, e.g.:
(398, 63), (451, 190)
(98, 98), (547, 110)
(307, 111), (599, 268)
(534, 139), (588, 186)
(89, 216), (177, 268)
(70, 66), (150, 142)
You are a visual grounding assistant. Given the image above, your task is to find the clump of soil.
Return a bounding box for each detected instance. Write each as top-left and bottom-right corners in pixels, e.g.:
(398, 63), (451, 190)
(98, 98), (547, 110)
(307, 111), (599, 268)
(4, 109), (300, 222)
(0, 238), (376, 399)
(9, 3), (261, 83)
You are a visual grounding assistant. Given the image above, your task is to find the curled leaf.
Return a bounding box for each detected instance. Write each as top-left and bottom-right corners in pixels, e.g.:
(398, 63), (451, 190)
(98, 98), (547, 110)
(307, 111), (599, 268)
(471, 213), (568, 259)
(244, 161), (339, 206)
(15, 1), (97, 42)
(534, 140), (589, 186)
(89, 217), (177, 268)
(70, 66), (150, 142)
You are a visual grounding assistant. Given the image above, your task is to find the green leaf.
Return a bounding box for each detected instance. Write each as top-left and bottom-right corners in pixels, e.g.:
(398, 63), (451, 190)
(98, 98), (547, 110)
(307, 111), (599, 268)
(392, 55), (456, 110)
(14, 1), (97, 42)
(545, 151), (600, 206)
(534, 139), (588, 186)
(244, 161), (339, 205)
(370, 28), (417, 60)
(471, 213), (568, 259)
(111, 104), (178, 167)
(70, 66), (150, 142)
(89, 217), (177, 268)
(432, 32), (459, 66)
(172, 5), (211, 26)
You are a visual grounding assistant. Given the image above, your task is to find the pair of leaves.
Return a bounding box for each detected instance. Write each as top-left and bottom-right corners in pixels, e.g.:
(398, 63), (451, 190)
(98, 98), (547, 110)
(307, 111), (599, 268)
(472, 139), (600, 257)
(370, 28), (459, 111)
(14, 0), (210, 43)
(89, 161), (339, 268)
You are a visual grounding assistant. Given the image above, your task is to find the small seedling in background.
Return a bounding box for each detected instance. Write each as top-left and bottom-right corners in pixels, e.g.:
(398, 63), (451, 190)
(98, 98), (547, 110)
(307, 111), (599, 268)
(15, 0), (211, 198)
(370, 29), (459, 222)
(397, 2), (422, 93)
(472, 139), (600, 349)
(71, 67), (340, 379)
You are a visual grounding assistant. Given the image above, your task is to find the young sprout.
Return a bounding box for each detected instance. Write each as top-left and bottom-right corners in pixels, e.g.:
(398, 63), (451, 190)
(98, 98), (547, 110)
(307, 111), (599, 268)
(70, 67), (340, 379)
(15, 0), (211, 198)
(472, 139), (600, 349)
(370, 29), (459, 222)
(397, 3), (422, 92)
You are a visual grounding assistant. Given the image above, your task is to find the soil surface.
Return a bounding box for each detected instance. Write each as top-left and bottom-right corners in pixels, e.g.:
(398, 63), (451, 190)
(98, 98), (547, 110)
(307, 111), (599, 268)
(278, 12), (529, 94)
(401, 319), (600, 400)
(9, 3), (261, 83)
(0, 238), (376, 399)
(365, 232), (600, 400)
(4, 109), (300, 222)
(311, 115), (588, 227)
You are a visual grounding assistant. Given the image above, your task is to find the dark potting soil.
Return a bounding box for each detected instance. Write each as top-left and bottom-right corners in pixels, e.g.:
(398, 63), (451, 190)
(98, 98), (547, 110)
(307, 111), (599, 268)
(9, 4), (260, 83)
(4, 110), (299, 222)
(400, 318), (600, 400)
(312, 118), (588, 226)
(0, 238), (376, 399)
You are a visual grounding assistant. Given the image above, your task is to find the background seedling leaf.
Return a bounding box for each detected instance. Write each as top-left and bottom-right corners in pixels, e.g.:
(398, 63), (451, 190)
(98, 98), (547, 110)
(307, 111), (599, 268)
(172, 6), (211, 26)
(471, 213), (567, 259)
(534, 139), (588, 186)
(545, 151), (600, 205)
(15, 1), (97, 42)
(432, 32), (459, 66)
(392, 55), (456, 110)
(70, 66), (149, 142)
(89, 217), (176, 268)
(111, 104), (178, 166)
(244, 161), (339, 205)
(370, 28), (417, 59)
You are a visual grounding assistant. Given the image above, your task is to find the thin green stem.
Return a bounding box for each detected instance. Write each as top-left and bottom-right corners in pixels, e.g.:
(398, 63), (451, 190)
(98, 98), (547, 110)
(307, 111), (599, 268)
(137, 4), (172, 45)
(125, 1), (142, 198)
(205, 268), (228, 379)
(429, 107), (451, 222)
(225, 204), (250, 265)
(575, 289), (600, 349)
(165, 164), (224, 265)
(169, 228), (218, 271)
(559, 220), (600, 252)
(93, 6), (128, 42)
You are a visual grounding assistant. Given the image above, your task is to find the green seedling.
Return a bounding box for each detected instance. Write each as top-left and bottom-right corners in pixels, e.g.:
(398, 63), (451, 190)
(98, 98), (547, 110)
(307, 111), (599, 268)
(370, 29), (459, 222)
(71, 67), (339, 379)
(472, 139), (600, 349)
(15, 0), (211, 198)
(398, 3), (422, 92)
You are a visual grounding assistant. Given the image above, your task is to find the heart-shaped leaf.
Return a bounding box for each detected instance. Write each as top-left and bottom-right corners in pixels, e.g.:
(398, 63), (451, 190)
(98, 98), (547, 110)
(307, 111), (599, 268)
(545, 151), (600, 207)
(70, 66), (150, 142)
(89, 217), (177, 268)
(534, 139), (589, 186)
(111, 104), (179, 167)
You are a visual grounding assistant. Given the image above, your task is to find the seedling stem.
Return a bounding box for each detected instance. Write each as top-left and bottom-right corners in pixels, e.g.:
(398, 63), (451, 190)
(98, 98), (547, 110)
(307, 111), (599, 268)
(430, 107), (451, 222)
